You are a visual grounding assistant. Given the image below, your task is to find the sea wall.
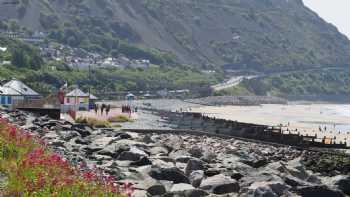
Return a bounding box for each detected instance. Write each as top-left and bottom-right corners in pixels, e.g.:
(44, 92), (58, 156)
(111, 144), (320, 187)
(153, 110), (347, 149)
(186, 96), (287, 106)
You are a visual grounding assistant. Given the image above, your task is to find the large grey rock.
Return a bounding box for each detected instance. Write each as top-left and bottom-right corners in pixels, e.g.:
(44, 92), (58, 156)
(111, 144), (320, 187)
(117, 147), (148, 161)
(246, 181), (291, 197)
(334, 176), (350, 195)
(164, 135), (183, 150)
(149, 167), (190, 184)
(240, 153), (268, 168)
(189, 146), (203, 158)
(114, 132), (132, 139)
(60, 130), (79, 141)
(132, 190), (150, 197)
(169, 150), (191, 161)
(285, 158), (309, 180)
(189, 170), (205, 187)
(71, 124), (92, 137)
(297, 185), (345, 197)
(131, 156), (152, 166)
(185, 159), (205, 176)
(170, 183), (195, 192)
(74, 137), (91, 145)
(176, 156), (195, 163)
(147, 184), (167, 196)
(326, 175), (350, 195)
(149, 146), (169, 156)
(201, 149), (217, 163)
(97, 141), (131, 158)
(162, 189), (209, 197)
(200, 174), (240, 194)
(152, 159), (176, 169)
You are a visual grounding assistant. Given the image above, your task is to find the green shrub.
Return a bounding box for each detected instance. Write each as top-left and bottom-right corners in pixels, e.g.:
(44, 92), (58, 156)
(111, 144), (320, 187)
(75, 117), (111, 128)
(108, 115), (133, 123)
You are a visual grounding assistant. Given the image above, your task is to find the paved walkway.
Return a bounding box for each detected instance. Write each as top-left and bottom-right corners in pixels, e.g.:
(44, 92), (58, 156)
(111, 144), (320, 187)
(76, 108), (137, 121)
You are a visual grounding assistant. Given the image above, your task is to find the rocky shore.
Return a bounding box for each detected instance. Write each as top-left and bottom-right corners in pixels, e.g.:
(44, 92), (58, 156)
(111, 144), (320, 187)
(2, 110), (350, 197)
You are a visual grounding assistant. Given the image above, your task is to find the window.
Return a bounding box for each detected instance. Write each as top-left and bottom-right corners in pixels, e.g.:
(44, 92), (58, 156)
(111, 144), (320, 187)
(7, 96), (12, 105)
(1, 96), (6, 105)
(67, 98), (70, 103)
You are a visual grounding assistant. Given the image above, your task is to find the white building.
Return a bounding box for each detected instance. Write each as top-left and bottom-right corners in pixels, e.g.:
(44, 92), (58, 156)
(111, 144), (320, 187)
(0, 79), (41, 109)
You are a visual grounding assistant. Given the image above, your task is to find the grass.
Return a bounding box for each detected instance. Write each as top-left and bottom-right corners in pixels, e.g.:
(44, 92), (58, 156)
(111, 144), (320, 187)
(107, 115), (134, 123)
(0, 116), (131, 197)
(75, 117), (111, 128)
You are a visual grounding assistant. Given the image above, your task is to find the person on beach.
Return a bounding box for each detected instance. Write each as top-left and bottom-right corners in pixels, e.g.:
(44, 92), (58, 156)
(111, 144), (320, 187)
(106, 104), (110, 116)
(94, 104), (99, 115)
(101, 104), (105, 115)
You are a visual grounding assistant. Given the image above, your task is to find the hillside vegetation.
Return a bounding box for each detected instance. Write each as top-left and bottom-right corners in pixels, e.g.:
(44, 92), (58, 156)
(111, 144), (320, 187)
(1, 0), (350, 97)
(233, 68), (350, 98)
(1, 0), (350, 71)
(0, 38), (219, 95)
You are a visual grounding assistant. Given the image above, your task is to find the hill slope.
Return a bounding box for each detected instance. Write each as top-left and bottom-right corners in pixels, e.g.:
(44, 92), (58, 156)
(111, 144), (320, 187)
(1, 0), (350, 71)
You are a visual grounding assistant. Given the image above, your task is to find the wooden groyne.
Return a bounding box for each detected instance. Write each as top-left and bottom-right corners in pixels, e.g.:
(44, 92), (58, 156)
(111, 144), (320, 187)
(146, 108), (348, 149)
(185, 96), (287, 106)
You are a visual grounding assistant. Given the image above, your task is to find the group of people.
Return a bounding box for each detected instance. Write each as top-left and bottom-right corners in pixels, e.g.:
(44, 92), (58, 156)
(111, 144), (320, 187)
(94, 103), (111, 116)
(122, 105), (137, 113)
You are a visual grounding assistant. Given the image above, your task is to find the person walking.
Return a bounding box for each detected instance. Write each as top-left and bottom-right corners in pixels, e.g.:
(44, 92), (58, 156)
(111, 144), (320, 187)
(101, 104), (105, 115)
(106, 104), (111, 116)
(94, 104), (99, 115)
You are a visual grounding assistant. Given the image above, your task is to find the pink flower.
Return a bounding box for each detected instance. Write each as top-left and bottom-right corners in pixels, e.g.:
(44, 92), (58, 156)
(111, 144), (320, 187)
(83, 171), (95, 181)
(9, 126), (17, 139)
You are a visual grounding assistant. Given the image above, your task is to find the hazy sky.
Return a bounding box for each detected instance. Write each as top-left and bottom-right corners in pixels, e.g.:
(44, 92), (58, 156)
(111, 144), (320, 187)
(303, 0), (350, 38)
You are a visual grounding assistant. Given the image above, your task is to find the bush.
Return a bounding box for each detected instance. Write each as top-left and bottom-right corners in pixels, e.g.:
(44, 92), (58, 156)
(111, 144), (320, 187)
(108, 115), (133, 123)
(75, 117), (111, 128)
(0, 116), (129, 196)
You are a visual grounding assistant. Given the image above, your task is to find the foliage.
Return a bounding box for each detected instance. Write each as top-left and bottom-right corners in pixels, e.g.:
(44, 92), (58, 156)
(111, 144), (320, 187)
(75, 117), (111, 128)
(240, 69), (350, 96)
(0, 38), (43, 69)
(0, 38), (220, 96)
(0, 116), (130, 196)
(108, 115), (133, 123)
(214, 84), (254, 96)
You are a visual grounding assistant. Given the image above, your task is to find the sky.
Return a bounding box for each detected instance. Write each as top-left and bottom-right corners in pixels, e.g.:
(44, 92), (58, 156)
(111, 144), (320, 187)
(303, 0), (350, 38)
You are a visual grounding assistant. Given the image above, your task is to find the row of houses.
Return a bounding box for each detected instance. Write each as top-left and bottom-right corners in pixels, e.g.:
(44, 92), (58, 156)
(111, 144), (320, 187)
(0, 30), (46, 44)
(40, 43), (150, 70)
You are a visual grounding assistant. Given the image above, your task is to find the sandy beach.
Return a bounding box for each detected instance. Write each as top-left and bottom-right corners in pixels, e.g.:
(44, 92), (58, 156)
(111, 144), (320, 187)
(192, 104), (350, 144)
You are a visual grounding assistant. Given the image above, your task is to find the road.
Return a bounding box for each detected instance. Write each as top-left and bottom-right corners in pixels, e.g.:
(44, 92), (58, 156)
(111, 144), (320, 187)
(211, 75), (257, 91)
(212, 67), (346, 92)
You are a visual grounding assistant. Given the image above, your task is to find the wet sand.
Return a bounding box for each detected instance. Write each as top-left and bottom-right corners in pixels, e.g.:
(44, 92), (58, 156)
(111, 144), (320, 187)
(192, 104), (350, 144)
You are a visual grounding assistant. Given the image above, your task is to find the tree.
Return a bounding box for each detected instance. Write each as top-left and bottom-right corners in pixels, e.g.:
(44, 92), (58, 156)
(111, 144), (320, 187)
(11, 49), (28, 68)
(8, 19), (20, 32)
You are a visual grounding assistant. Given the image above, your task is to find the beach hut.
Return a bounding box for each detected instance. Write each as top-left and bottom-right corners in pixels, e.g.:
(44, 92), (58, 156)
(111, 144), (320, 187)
(0, 79), (41, 109)
(125, 93), (135, 101)
(63, 88), (90, 111)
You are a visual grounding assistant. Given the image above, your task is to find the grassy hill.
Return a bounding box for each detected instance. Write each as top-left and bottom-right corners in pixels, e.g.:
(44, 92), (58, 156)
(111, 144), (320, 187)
(1, 0), (350, 71)
(0, 38), (219, 95)
(1, 0), (350, 98)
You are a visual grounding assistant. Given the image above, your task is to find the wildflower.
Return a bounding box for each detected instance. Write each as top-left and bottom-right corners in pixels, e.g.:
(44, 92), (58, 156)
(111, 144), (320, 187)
(83, 171), (95, 181)
(9, 126), (17, 139)
(79, 162), (86, 169)
(63, 178), (74, 185)
(38, 138), (47, 146)
(23, 131), (33, 141)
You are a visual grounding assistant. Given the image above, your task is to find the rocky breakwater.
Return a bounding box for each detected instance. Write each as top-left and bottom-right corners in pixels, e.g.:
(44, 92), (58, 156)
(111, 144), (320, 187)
(2, 110), (350, 197)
